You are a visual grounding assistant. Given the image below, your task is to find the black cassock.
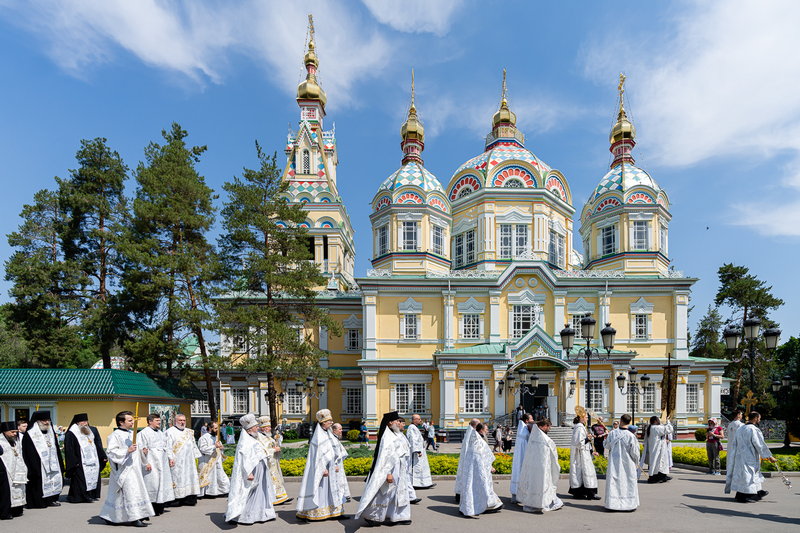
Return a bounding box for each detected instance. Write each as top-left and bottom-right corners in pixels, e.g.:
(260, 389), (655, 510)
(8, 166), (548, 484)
(65, 426), (107, 503)
(0, 445), (11, 520)
(21, 431), (64, 508)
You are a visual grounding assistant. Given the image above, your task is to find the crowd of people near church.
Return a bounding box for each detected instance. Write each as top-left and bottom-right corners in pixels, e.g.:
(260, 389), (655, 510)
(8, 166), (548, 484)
(0, 405), (778, 526)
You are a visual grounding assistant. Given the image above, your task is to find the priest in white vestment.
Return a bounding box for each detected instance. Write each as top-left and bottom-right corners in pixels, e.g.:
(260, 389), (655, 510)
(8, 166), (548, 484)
(165, 413), (201, 506)
(356, 411), (412, 526)
(296, 409), (347, 522)
(198, 421), (230, 498)
(640, 416), (673, 483)
(454, 418), (480, 503)
(0, 421), (27, 519)
(138, 413), (175, 515)
(724, 411), (777, 503)
(518, 419), (563, 513)
(21, 410), (64, 508)
(64, 413), (107, 503)
(459, 422), (502, 517)
(406, 414), (434, 489)
(604, 414), (641, 511)
(510, 414), (532, 503)
(724, 409), (744, 489)
(568, 411), (599, 500)
(331, 423), (352, 502)
(225, 414), (276, 524)
(257, 416), (290, 504)
(99, 411), (155, 527)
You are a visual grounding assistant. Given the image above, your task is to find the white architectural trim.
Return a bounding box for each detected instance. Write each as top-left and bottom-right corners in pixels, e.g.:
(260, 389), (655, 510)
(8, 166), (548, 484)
(389, 374), (432, 384)
(457, 297), (486, 314)
(343, 314), (362, 329)
(567, 297), (595, 315)
(457, 370), (492, 379)
(398, 297), (423, 314)
(630, 297), (654, 315)
(495, 207), (532, 224)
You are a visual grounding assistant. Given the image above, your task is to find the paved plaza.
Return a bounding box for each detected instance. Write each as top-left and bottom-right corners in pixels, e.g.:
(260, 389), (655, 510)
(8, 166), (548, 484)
(13, 469), (800, 532)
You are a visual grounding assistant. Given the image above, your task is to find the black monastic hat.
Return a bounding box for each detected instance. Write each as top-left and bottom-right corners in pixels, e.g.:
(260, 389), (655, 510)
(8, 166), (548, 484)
(29, 411), (51, 423)
(0, 421), (16, 432)
(69, 413), (89, 427)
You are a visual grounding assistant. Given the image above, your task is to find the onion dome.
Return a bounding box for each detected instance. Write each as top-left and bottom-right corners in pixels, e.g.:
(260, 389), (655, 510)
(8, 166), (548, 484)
(590, 164), (662, 203)
(296, 15), (327, 107)
(492, 69), (517, 127)
(400, 70), (425, 145)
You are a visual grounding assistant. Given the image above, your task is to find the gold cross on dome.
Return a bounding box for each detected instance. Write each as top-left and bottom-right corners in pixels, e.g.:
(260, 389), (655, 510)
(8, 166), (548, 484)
(618, 73), (626, 106)
(742, 390), (758, 414)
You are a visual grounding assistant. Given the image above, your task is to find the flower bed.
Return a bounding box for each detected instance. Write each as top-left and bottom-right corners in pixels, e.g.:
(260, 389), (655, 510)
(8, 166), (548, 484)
(670, 445), (799, 471)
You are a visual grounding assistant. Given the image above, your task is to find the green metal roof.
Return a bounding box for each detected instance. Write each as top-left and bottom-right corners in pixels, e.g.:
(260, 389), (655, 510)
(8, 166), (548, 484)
(0, 369), (203, 400)
(436, 343), (508, 355)
(689, 356), (729, 363)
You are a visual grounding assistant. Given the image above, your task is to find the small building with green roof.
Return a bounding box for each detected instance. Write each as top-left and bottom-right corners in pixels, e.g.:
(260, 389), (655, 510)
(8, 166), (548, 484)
(0, 368), (203, 442)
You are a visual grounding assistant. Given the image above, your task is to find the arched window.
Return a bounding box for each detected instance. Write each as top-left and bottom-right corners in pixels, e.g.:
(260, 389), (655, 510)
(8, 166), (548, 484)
(457, 187), (473, 199)
(504, 179), (523, 188)
(302, 149), (310, 174)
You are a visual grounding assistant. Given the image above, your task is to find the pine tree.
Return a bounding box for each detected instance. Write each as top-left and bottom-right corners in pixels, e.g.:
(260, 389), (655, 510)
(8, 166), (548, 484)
(4, 189), (89, 367)
(714, 263), (784, 402)
(58, 138), (129, 369)
(689, 305), (726, 359)
(217, 143), (340, 424)
(123, 123), (219, 417)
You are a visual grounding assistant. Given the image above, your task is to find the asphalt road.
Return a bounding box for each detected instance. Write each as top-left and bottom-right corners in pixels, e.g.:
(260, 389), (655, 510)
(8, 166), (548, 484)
(11, 469), (800, 532)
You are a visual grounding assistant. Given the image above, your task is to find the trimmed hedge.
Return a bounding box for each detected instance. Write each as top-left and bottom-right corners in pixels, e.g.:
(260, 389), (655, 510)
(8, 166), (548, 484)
(694, 428), (707, 441)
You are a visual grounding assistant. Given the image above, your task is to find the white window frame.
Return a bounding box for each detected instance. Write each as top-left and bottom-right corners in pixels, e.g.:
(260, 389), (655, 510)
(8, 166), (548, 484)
(632, 220), (650, 250)
(512, 305), (537, 339)
(403, 314), (418, 340)
(392, 383), (429, 414)
(461, 313), (481, 339)
(633, 314), (648, 340)
(402, 221), (418, 251)
(284, 389), (304, 415)
(453, 233), (464, 267)
(342, 387), (362, 416)
(465, 229), (475, 264)
(463, 380), (485, 413)
(377, 225), (389, 256)
(586, 379), (604, 412)
(548, 230), (565, 267)
(660, 223), (668, 255)
(629, 297), (654, 341)
(302, 149), (311, 174)
(432, 225), (445, 256)
(498, 223), (530, 259)
(642, 383), (656, 412)
(686, 383), (699, 413)
(231, 388), (249, 414)
(571, 314), (585, 340)
(601, 224), (617, 256)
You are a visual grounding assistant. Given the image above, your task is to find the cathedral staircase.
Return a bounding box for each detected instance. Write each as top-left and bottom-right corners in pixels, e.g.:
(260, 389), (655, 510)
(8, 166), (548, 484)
(487, 421), (573, 449)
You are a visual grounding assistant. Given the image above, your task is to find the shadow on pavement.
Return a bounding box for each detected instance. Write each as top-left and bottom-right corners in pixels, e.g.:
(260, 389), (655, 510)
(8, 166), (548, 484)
(86, 515), (108, 526)
(682, 504), (800, 525)
(426, 495), (458, 504)
(682, 478), (726, 484)
(427, 505), (465, 518)
(682, 493), (734, 502)
(206, 512), (239, 530)
(563, 501), (607, 513)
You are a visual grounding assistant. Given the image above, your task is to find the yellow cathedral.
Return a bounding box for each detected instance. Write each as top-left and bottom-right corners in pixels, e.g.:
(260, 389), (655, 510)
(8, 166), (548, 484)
(196, 19), (726, 436)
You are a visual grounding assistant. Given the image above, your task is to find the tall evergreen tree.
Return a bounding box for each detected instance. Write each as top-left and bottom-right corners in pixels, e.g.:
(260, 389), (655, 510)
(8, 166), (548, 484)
(714, 263), (784, 402)
(58, 138), (129, 369)
(689, 305), (726, 359)
(123, 123), (219, 417)
(4, 189), (89, 367)
(217, 143), (340, 425)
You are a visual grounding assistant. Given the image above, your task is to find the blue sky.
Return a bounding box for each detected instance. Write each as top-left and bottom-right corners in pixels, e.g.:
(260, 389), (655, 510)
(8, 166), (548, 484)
(0, 0), (798, 339)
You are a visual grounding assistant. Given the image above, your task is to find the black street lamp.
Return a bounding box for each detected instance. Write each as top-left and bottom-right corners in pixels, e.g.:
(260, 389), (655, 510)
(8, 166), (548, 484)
(561, 314), (615, 426)
(723, 318), (781, 394)
(617, 369), (650, 430)
(772, 374), (797, 448)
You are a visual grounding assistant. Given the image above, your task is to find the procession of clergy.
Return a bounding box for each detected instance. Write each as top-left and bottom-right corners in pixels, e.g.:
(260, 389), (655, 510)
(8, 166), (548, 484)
(0, 405), (779, 526)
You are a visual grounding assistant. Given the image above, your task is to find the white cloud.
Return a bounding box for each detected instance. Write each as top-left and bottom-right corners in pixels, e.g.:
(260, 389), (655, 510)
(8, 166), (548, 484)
(583, 0), (800, 236)
(360, 0), (463, 36)
(0, 0), (392, 108)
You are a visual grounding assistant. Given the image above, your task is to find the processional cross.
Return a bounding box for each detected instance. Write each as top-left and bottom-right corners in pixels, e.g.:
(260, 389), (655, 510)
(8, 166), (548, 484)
(741, 390), (758, 414)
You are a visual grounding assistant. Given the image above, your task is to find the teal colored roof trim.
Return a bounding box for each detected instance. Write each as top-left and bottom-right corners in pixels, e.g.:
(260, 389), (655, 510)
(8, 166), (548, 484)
(0, 369), (203, 400)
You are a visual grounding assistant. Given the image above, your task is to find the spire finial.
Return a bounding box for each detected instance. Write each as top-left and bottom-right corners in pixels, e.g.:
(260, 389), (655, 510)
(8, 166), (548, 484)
(609, 72), (635, 164)
(618, 72), (626, 109)
(307, 14), (315, 50)
(501, 68), (508, 103)
(410, 68), (416, 110)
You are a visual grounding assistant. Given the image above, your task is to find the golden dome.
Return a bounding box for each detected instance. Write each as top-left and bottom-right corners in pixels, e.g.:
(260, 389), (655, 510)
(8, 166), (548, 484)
(492, 69), (516, 127)
(401, 70), (424, 142)
(610, 72), (635, 144)
(492, 98), (517, 127)
(297, 74), (327, 106)
(610, 106), (635, 144)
